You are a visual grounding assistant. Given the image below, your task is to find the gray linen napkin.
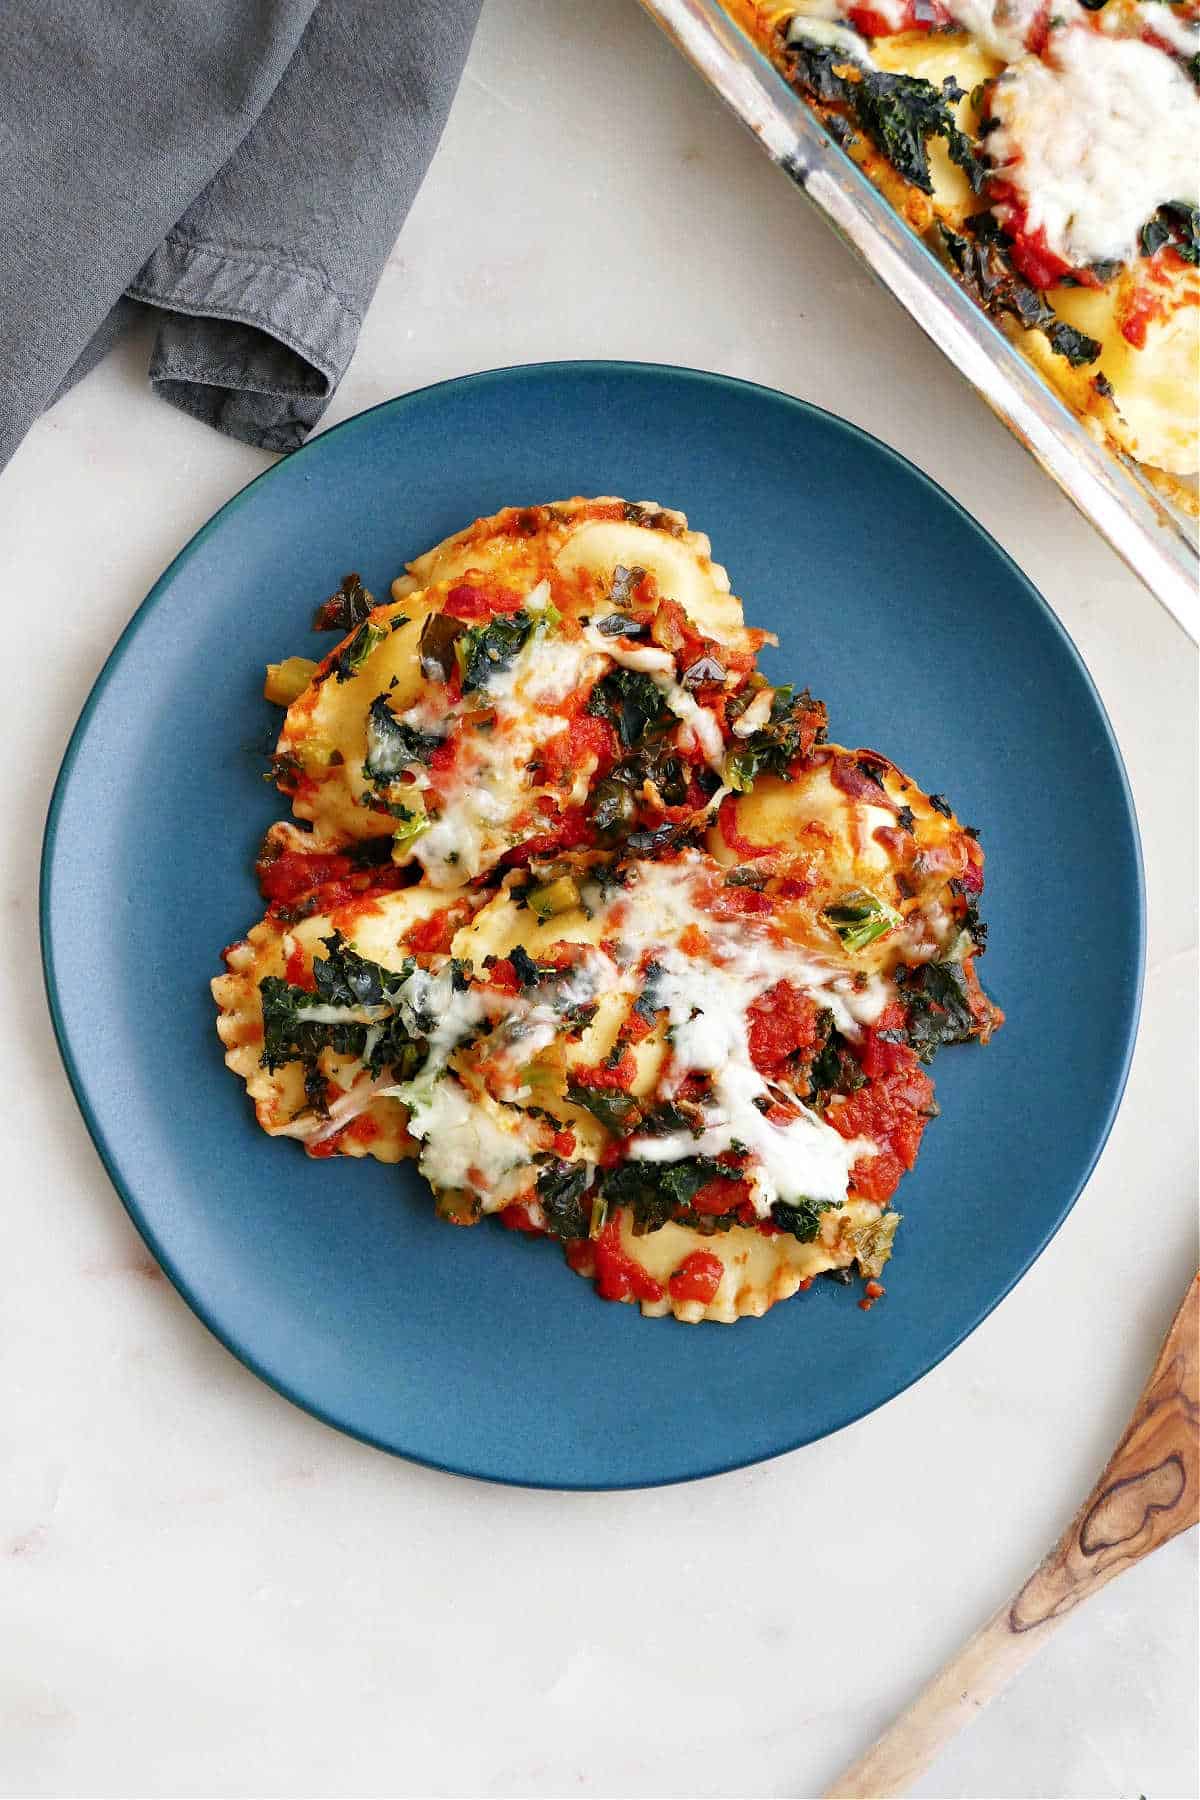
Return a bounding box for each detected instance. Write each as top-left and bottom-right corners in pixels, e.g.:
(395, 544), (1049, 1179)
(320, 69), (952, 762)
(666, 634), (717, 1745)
(0, 0), (481, 472)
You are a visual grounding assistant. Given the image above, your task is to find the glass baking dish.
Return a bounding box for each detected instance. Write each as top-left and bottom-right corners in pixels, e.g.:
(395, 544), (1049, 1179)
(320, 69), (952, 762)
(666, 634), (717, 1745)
(639, 0), (1199, 642)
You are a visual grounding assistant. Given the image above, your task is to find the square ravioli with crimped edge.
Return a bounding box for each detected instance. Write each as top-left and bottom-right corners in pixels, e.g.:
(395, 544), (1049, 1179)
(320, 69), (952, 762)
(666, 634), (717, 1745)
(214, 498), (1002, 1323)
(724, 0), (1199, 504)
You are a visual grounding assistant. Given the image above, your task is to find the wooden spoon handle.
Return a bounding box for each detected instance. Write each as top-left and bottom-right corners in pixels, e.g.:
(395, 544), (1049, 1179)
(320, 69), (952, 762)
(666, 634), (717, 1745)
(825, 1275), (1199, 1800)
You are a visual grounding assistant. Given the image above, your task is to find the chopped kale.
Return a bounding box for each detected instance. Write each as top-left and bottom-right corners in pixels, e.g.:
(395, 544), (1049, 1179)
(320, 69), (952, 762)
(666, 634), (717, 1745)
(332, 619), (388, 683)
(259, 934), (419, 1077)
(536, 1160), (593, 1240)
(787, 44), (984, 197)
(588, 776), (638, 835)
(1140, 201), (1200, 266)
(633, 959), (666, 1024)
(600, 1156), (730, 1235)
(363, 694), (443, 781)
(586, 667), (674, 749)
(314, 572), (374, 632)
(456, 609), (534, 692)
(722, 686), (827, 792)
(565, 1083), (644, 1135)
(509, 945), (543, 988)
(809, 1023), (867, 1104)
(898, 960), (977, 1060)
(771, 1197), (837, 1243)
(940, 216), (1102, 366)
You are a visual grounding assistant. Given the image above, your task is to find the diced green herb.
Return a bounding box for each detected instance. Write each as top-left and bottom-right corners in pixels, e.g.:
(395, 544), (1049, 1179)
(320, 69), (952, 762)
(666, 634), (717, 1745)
(599, 1155), (730, 1234)
(809, 1022), (867, 1104)
(389, 795), (429, 849)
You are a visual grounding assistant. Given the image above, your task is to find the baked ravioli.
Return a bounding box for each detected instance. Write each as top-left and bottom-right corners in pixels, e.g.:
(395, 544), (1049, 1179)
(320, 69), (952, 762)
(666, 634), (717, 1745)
(726, 0), (1200, 502)
(215, 499), (1002, 1323)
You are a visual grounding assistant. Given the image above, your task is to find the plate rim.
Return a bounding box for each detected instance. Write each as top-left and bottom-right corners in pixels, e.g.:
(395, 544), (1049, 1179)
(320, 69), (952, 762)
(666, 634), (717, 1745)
(38, 359), (1147, 1489)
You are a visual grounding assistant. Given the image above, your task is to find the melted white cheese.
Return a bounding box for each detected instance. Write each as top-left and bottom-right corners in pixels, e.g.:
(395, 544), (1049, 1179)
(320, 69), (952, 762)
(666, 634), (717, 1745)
(402, 1075), (534, 1201)
(628, 948), (873, 1215)
(989, 29), (1200, 267)
(938, 0), (1046, 61)
(786, 14), (874, 61)
(411, 610), (601, 887)
(1135, 1), (1200, 54)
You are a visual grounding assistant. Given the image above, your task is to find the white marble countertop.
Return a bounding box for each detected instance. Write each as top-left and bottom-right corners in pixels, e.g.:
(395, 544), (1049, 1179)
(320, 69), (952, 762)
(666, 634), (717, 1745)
(2, 3), (1196, 1796)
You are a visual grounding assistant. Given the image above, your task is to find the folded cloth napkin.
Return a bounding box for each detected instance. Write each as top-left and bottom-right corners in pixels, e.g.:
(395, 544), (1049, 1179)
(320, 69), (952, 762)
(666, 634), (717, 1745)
(0, 0), (481, 473)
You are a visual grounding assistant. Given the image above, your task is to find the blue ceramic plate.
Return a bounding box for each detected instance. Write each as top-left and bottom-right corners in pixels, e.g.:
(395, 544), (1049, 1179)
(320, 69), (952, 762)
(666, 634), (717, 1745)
(41, 363), (1143, 1488)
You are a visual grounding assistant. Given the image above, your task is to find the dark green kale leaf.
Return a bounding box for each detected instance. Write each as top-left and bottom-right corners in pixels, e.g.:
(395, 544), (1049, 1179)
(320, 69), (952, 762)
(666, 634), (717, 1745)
(897, 960), (977, 1060)
(787, 45), (984, 197)
(456, 610), (534, 692)
(808, 1020), (867, 1106)
(1140, 201), (1200, 265)
(586, 668), (674, 749)
(771, 1197), (836, 1243)
(940, 216), (1101, 366)
(723, 685), (828, 791)
(259, 933), (417, 1075)
(363, 694), (444, 781)
(566, 1083), (644, 1135)
(314, 573), (375, 632)
(536, 1160), (594, 1239)
(332, 619), (388, 683)
(509, 945), (544, 988)
(600, 1156), (730, 1234)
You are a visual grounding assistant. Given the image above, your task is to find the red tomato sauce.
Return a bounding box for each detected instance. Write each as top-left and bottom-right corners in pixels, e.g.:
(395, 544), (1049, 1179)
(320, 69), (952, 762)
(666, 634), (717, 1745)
(571, 1051), (637, 1091)
(259, 849), (355, 905)
(403, 901), (472, 955)
(828, 1052), (936, 1203)
(747, 981), (821, 1075)
(566, 1215), (665, 1304)
(690, 1175), (750, 1217)
(443, 581), (524, 621)
(668, 1250), (724, 1304)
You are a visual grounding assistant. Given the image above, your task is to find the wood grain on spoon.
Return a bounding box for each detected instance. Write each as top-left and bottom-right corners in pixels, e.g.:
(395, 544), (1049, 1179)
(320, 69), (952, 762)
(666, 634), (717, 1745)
(825, 1274), (1199, 1800)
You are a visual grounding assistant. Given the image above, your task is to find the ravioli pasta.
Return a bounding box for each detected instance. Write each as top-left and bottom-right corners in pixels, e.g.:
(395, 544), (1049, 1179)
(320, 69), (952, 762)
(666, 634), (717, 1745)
(729, 0), (1200, 499)
(215, 498), (1002, 1323)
